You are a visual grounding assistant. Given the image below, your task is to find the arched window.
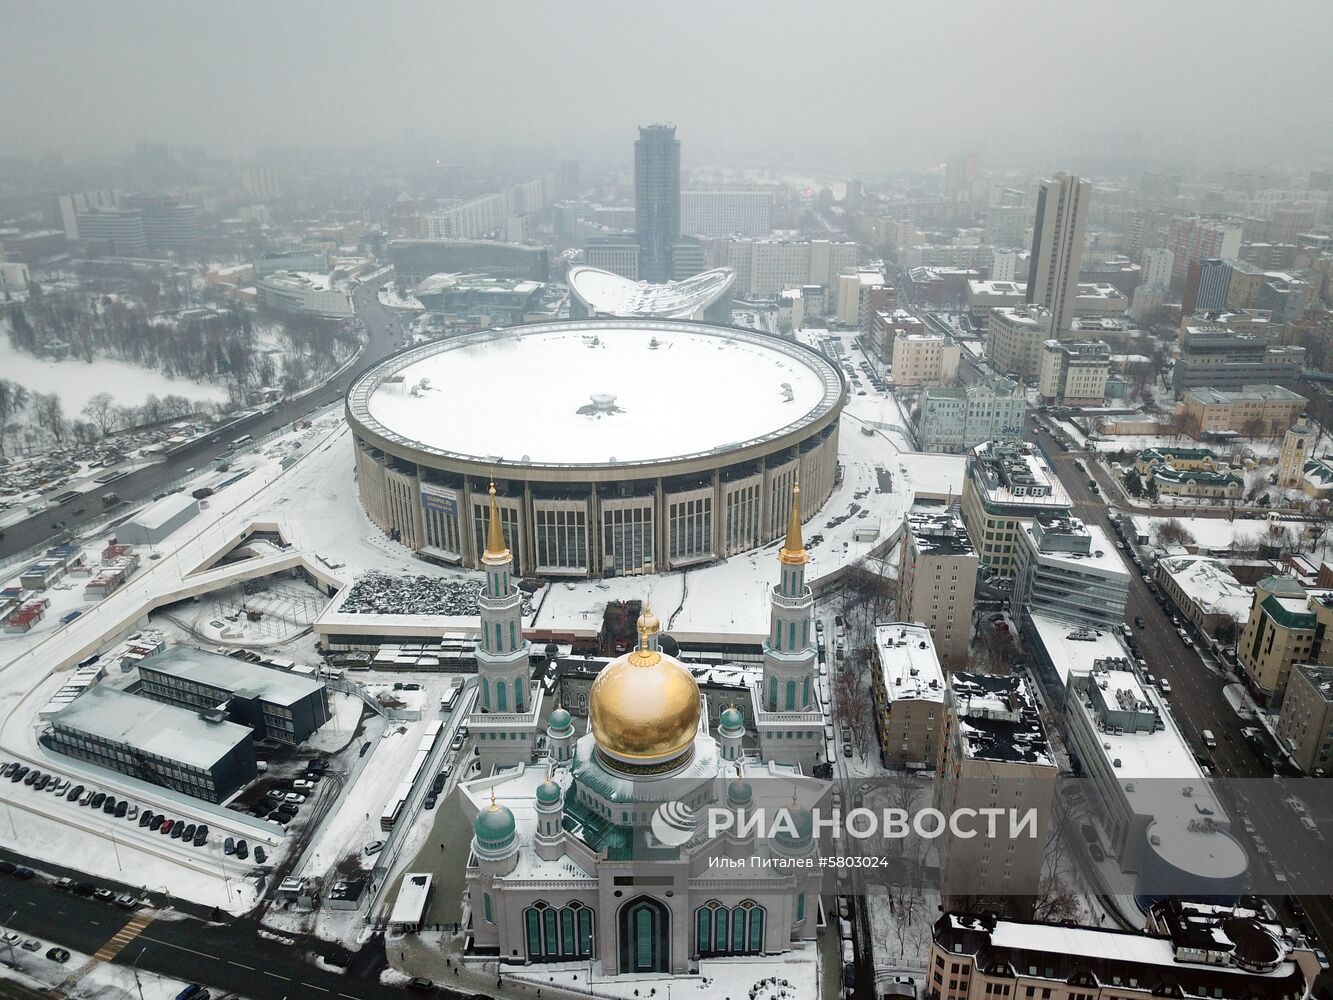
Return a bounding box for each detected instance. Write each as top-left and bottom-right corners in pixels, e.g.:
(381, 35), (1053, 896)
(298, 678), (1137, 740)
(788, 621), (796, 649)
(481, 679), (490, 710)
(796, 893), (805, 922)
(713, 906), (728, 953)
(695, 907), (711, 955)
(801, 619), (808, 646)
(497, 682), (508, 712)
(748, 904), (764, 951)
(802, 676), (811, 708)
(772, 620), (780, 650)
(696, 900), (764, 957)
(514, 677), (524, 712)
(494, 623), (503, 652)
(785, 679), (796, 710)
(484, 892), (493, 924)
(509, 621), (517, 649)
(767, 676), (777, 710)
(731, 906), (746, 952)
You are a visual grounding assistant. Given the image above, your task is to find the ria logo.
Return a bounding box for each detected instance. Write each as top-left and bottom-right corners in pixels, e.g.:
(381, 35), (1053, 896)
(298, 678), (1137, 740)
(650, 800), (696, 847)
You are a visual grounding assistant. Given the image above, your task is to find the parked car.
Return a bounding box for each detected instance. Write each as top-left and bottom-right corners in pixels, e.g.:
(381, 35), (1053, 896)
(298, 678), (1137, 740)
(293, 778), (315, 791)
(254, 846), (267, 864)
(46, 947), (70, 963)
(114, 800), (128, 818)
(223, 837), (235, 856)
(116, 894), (140, 910)
(94, 888), (115, 902)
(149, 814), (165, 831)
(89, 792), (106, 808)
(139, 811), (154, 828)
(160, 819), (174, 835)
(283, 793), (305, 804)
(20, 938), (40, 951)
(193, 824), (209, 846)
(235, 839), (249, 860)
(364, 840), (384, 856)
(102, 796), (118, 814)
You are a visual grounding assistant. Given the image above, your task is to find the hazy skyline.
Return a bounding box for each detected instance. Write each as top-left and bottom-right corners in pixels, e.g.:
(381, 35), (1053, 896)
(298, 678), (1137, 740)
(3, 0), (1333, 174)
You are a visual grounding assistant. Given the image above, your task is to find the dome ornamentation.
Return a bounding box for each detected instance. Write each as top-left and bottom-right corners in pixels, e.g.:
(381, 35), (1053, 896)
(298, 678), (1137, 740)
(588, 605), (701, 768)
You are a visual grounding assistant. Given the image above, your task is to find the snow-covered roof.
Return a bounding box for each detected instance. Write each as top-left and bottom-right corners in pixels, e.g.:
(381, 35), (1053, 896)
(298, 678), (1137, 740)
(1026, 612), (1131, 688)
(51, 686), (253, 770)
(1156, 555), (1252, 620)
(144, 646), (323, 707)
(874, 624), (944, 704)
(354, 320), (844, 467)
(567, 266), (735, 319)
(123, 492), (198, 531)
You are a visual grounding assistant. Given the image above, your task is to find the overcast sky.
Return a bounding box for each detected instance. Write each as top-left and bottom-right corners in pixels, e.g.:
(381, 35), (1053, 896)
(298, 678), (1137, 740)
(4, 0), (1332, 173)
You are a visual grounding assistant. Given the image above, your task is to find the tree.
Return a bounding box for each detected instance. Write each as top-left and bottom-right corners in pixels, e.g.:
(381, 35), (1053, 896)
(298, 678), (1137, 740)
(1126, 362), (1154, 402)
(81, 391), (118, 437)
(1242, 416), (1266, 440)
(33, 392), (67, 445)
(1124, 469), (1144, 496)
(0, 379), (30, 456)
(1145, 475), (1160, 501)
(1155, 518), (1196, 548)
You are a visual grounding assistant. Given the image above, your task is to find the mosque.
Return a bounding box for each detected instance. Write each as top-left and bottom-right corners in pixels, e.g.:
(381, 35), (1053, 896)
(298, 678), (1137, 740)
(460, 480), (829, 974)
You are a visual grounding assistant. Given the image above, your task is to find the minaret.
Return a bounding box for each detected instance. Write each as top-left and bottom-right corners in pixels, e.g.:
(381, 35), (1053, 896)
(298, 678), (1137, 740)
(476, 483), (529, 714)
(762, 478), (817, 712)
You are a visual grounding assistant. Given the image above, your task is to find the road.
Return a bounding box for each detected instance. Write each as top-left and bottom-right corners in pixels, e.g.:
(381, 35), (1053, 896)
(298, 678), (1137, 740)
(0, 276), (407, 563)
(1032, 420), (1333, 955)
(0, 868), (476, 999)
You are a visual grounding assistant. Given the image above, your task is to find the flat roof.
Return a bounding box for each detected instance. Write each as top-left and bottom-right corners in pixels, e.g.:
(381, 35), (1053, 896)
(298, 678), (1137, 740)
(1157, 555), (1252, 620)
(354, 320), (844, 467)
(1026, 612), (1131, 688)
(874, 623), (945, 704)
(949, 672), (1053, 766)
(125, 493), (198, 531)
(1022, 519), (1128, 576)
(142, 646), (323, 707)
(389, 872), (433, 925)
(52, 686), (252, 770)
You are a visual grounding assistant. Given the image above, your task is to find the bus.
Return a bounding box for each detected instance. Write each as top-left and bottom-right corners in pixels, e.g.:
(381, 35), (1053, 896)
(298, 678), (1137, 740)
(227, 434), (253, 452)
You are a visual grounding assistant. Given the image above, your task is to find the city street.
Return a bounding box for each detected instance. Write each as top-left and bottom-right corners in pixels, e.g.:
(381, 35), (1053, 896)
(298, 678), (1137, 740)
(0, 276), (407, 563)
(1032, 421), (1333, 952)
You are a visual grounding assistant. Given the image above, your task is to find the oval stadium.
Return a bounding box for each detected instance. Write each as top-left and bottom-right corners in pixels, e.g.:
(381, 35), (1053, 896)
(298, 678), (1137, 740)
(346, 318), (845, 578)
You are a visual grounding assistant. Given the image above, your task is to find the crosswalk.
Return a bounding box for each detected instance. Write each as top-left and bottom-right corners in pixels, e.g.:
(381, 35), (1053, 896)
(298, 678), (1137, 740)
(61, 911), (156, 987)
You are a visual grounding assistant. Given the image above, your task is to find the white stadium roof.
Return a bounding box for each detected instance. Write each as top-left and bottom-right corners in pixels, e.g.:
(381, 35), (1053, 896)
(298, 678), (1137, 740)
(567, 265), (734, 319)
(353, 320), (842, 468)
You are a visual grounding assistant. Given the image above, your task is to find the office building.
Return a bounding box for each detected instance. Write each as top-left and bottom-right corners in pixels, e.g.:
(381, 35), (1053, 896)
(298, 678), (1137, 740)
(257, 271), (353, 320)
(1182, 257), (1232, 313)
(1026, 173), (1091, 332)
(1064, 665), (1245, 898)
(1276, 663), (1333, 775)
(870, 623), (945, 768)
(1171, 329), (1306, 398)
(961, 441), (1071, 577)
(1037, 339), (1111, 406)
(583, 235), (640, 279)
(913, 372), (1025, 455)
(1011, 514), (1129, 630)
(990, 249), (1018, 282)
(121, 194), (200, 254)
(1181, 384), (1306, 438)
(935, 673), (1056, 898)
(984, 203), (1027, 249)
(1153, 555), (1252, 637)
(75, 207), (148, 256)
(138, 646), (329, 746)
(927, 903), (1320, 1000)
(634, 125), (681, 281)
(253, 248), (330, 277)
(387, 239), (549, 285)
(898, 506), (978, 667)
(680, 190), (771, 238)
(1238, 576), (1333, 704)
(49, 687), (256, 803)
(836, 267), (887, 327)
(414, 273), (547, 328)
(988, 305), (1053, 378)
(966, 279), (1125, 331)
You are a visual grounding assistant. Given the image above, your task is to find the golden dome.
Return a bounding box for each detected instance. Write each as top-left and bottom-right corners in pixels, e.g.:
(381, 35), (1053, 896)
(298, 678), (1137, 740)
(588, 607), (700, 764)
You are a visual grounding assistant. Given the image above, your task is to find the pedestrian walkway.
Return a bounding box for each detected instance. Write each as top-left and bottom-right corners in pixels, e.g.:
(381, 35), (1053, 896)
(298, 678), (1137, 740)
(62, 909), (156, 988)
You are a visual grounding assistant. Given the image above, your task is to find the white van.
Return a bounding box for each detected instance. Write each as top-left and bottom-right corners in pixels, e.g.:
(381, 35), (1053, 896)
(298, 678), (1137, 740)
(1202, 730), (1217, 749)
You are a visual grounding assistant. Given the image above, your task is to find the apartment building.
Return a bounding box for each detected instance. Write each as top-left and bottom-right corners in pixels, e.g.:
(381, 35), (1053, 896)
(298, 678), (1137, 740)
(988, 305), (1053, 378)
(1237, 576), (1333, 704)
(893, 332), (961, 387)
(935, 673), (1056, 899)
(1171, 329), (1305, 398)
(898, 506), (978, 667)
(914, 372), (1025, 455)
(1275, 663), (1333, 775)
(868, 308), (922, 364)
(870, 623), (945, 769)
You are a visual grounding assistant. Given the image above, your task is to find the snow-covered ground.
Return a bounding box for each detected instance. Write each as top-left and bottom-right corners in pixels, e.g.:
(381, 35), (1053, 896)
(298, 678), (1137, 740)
(0, 339), (229, 415)
(0, 938), (201, 1000)
(1133, 513), (1333, 560)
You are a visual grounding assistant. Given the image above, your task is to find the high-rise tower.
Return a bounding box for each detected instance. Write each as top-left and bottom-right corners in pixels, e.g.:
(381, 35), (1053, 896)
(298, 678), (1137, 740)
(470, 483), (543, 769)
(751, 480), (823, 767)
(1026, 173), (1091, 333)
(634, 124), (681, 282)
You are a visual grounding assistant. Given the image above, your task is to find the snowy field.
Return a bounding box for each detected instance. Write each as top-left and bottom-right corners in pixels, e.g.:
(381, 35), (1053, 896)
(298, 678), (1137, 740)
(0, 339), (229, 414)
(0, 941), (201, 1000)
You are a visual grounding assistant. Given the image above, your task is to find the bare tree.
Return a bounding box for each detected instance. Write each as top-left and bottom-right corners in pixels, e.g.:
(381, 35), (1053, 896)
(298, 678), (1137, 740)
(81, 391), (118, 437)
(33, 392), (67, 445)
(1155, 518), (1196, 548)
(1242, 416), (1266, 441)
(0, 379), (29, 456)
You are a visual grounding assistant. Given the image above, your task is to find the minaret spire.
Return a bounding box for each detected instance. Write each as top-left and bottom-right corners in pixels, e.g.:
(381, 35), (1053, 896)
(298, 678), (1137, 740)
(483, 482), (509, 564)
(778, 476), (808, 566)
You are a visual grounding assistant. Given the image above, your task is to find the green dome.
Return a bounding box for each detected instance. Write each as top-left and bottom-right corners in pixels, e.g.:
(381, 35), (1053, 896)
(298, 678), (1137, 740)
(536, 777), (562, 805)
(727, 778), (753, 807)
(719, 706), (745, 734)
(548, 706), (573, 733)
(774, 800), (813, 849)
(474, 798), (517, 848)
